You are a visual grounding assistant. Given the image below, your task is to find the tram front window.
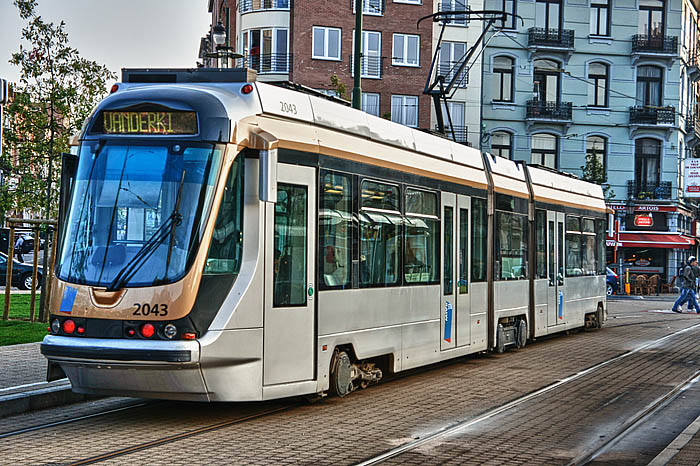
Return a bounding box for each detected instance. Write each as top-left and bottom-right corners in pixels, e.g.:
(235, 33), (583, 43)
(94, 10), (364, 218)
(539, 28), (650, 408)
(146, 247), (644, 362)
(57, 140), (225, 288)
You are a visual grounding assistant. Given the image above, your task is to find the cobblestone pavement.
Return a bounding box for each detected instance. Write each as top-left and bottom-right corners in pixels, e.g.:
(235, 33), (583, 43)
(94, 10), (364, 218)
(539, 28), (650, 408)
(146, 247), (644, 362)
(0, 342), (46, 390)
(2, 299), (700, 465)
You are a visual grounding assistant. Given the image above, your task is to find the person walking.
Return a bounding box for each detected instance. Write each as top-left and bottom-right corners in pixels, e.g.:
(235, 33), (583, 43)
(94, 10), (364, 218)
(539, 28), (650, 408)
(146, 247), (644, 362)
(672, 256), (700, 313)
(14, 234), (24, 263)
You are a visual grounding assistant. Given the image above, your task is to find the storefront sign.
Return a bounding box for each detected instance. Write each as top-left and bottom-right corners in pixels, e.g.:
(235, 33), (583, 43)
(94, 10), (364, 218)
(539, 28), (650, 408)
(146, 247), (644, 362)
(634, 215), (653, 227)
(684, 158), (700, 197)
(606, 204), (677, 212)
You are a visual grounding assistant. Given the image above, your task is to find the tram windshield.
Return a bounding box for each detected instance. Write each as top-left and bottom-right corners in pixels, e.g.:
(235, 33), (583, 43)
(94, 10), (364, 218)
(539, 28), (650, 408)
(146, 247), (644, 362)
(57, 140), (225, 288)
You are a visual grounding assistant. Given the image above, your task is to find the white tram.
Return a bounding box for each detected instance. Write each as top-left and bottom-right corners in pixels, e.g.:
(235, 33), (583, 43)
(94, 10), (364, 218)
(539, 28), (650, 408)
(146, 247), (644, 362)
(41, 69), (607, 401)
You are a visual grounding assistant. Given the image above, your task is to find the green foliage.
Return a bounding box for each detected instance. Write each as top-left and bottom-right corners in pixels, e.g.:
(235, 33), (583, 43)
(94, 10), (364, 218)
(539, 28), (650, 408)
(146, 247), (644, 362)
(0, 321), (47, 346)
(581, 151), (615, 201)
(1, 0), (116, 222)
(330, 74), (347, 100)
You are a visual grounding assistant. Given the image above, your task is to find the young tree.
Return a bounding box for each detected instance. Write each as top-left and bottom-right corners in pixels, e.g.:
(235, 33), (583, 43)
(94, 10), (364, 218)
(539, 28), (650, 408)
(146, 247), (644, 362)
(1, 0), (116, 222)
(581, 151), (615, 201)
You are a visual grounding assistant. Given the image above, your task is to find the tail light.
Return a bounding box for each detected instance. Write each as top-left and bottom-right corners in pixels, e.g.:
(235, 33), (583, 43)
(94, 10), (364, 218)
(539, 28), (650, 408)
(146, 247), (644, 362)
(62, 319), (76, 334)
(140, 323), (155, 338)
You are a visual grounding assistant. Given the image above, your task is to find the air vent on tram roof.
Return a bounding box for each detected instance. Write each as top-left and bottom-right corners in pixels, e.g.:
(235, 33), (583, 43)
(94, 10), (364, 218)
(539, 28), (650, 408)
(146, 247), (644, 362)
(121, 68), (257, 84)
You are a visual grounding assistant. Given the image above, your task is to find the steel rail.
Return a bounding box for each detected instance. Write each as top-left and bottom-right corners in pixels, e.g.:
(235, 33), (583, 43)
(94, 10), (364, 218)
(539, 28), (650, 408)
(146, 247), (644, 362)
(354, 322), (700, 465)
(63, 403), (298, 466)
(568, 370), (700, 465)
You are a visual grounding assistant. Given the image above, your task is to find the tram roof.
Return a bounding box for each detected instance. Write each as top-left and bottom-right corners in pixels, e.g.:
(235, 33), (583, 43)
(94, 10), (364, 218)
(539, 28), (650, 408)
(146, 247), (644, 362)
(527, 165), (606, 213)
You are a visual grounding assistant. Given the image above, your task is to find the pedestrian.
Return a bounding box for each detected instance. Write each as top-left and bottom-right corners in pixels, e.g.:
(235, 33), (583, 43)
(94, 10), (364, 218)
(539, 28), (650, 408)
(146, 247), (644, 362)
(672, 256), (700, 313)
(14, 235), (24, 263)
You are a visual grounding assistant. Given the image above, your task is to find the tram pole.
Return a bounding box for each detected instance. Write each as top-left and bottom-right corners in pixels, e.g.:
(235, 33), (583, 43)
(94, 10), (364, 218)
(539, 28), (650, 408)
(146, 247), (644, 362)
(352, 0), (363, 110)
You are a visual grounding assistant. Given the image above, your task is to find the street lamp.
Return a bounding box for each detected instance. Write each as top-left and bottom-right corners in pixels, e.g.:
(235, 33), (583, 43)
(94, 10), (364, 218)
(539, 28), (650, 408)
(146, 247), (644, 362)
(207, 20), (242, 69)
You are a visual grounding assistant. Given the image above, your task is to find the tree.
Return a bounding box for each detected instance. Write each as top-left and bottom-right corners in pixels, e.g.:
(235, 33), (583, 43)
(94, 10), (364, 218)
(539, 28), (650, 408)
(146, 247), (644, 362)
(1, 0), (116, 222)
(581, 151), (615, 201)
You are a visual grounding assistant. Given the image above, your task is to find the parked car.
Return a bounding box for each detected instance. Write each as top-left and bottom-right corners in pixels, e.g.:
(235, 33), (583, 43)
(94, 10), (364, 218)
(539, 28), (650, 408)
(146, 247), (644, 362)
(606, 267), (618, 296)
(18, 234), (45, 254)
(0, 252), (43, 290)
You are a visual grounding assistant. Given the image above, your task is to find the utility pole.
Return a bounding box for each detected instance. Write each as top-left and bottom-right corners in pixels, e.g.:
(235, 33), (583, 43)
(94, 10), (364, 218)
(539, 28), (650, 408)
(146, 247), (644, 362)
(352, 0), (363, 110)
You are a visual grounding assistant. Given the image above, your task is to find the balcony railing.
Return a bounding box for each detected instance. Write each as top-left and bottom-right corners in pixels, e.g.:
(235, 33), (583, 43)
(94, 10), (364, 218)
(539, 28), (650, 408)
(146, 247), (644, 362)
(629, 105), (675, 125)
(435, 125), (471, 145)
(686, 116), (700, 137)
(352, 0), (384, 15)
(526, 100), (573, 121)
(437, 62), (468, 87)
(627, 180), (672, 200)
(437, 1), (469, 25)
(528, 28), (575, 49)
(234, 53), (292, 74)
(631, 34), (678, 54)
(239, 0), (290, 13)
(350, 55), (384, 79)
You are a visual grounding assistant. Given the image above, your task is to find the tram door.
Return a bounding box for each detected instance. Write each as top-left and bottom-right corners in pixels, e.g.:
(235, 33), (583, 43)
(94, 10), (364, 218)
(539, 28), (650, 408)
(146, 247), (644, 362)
(546, 211), (566, 328)
(263, 164), (316, 385)
(441, 193), (471, 350)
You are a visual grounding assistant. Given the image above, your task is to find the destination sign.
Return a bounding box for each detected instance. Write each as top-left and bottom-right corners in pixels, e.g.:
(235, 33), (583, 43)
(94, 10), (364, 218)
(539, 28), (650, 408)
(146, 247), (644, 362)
(102, 110), (197, 135)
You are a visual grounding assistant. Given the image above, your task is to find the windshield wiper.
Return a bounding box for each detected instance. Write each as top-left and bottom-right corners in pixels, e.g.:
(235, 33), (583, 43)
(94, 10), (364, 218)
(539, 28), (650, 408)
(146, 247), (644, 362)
(105, 172), (185, 291)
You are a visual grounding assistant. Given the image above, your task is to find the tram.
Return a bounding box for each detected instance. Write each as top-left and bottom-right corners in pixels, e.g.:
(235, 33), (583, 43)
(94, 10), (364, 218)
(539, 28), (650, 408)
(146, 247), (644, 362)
(41, 68), (607, 401)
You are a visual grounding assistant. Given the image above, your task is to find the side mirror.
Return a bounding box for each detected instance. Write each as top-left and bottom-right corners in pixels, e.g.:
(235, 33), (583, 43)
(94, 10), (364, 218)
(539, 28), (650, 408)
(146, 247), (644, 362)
(59, 152), (79, 234)
(259, 148), (277, 203)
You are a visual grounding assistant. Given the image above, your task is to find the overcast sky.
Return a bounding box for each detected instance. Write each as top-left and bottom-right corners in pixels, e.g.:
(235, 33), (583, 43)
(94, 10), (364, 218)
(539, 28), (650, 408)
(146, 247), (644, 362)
(0, 0), (211, 84)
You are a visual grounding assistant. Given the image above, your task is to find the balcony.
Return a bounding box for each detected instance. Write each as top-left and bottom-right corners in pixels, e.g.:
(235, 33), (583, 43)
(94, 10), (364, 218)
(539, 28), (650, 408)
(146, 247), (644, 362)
(688, 54), (700, 81)
(437, 62), (468, 87)
(629, 106), (675, 125)
(435, 126), (471, 145)
(350, 55), (384, 79)
(631, 34), (678, 65)
(352, 0), (384, 16)
(437, 1), (469, 26)
(627, 180), (672, 200)
(686, 116), (700, 145)
(239, 0), (290, 13)
(234, 53), (292, 74)
(525, 100), (572, 127)
(527, 28), (574, 60)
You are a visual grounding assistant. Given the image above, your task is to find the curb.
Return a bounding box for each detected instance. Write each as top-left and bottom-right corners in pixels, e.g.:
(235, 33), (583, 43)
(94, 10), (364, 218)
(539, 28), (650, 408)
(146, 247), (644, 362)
(648, 412), (700, 465)
(0, 383), (95, 418)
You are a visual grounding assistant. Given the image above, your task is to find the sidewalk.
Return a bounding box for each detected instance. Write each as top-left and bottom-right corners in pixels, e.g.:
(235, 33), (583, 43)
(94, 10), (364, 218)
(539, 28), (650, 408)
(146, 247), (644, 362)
(0, 342), (89, 417)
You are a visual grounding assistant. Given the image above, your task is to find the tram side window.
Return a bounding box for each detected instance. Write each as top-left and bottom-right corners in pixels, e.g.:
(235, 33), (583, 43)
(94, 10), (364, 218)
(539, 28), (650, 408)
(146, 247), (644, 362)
(495, 210), (528, 280)
(565, 216), (582, 277)
(581, 218), (596, 276)
(595, 219), (606, 275)
(471, 197), (487, 282)
(405, 188), (439, 285)
(273, 184), (308, 307)
(535, 209), (547, 279)
(204, 157), (244, 275)
(359, 180), (401, 287)
(319, 170), (351, 289)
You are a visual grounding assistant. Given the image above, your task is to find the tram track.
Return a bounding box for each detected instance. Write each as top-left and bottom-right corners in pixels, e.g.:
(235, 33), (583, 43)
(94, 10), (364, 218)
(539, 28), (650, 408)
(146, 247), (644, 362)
(353, 322), (700, 465)
(62, 403), (298, 466)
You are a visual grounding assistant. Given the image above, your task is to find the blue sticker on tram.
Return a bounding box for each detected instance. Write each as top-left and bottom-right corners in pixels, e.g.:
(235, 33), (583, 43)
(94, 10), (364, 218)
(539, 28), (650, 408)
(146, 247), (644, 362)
(558, 290), (564, 320)
(60, 286), (78, 314)
(444, 301), (453, 342)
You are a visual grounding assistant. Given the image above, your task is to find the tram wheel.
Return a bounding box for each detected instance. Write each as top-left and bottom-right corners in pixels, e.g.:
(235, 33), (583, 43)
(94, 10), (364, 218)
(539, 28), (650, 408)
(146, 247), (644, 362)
(495, 324), (506, 353)
(330, 350), (355, 397)
(515, 319), (527, 349)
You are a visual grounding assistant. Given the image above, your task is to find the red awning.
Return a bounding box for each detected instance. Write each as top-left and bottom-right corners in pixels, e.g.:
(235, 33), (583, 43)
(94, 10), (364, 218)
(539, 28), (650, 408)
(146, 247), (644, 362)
(618, 233), (693, 249)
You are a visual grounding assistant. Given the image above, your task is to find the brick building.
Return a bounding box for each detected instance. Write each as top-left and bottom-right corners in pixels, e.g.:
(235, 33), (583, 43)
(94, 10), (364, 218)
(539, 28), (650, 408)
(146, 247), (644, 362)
(203, 0), (480, 138)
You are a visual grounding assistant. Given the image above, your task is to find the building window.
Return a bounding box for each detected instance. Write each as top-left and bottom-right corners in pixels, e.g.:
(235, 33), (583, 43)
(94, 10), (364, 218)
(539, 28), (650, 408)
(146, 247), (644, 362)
(395, 0), (422, 3)
(588, 62), (608, 107)
(636, 65), (663, 107)
(639, 0), (665, 37)
(531, 133), (557, 169)
(440, 101), (466, 142)
(492, 131), (512, 159)
(535, 0), (562, 30)
(393, 34), (420, 67)
(590, 0), (610, 36)
(439, 42), (468, 87)
(391, 95), (419, 127)
(498, 0), (516, 29)
(635, 138), (661, 192)
(312, 27), (341, 60)
(493, 56), (514, 102)
(353, 0), (383, 15)
(362, 92), (380, 116)
(440, 0), (468, 26)
(241, 28), (289, 73)
(534, 59), (561, 103)
(586, 136), (607, 172)
(352, 31), (382, 78)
